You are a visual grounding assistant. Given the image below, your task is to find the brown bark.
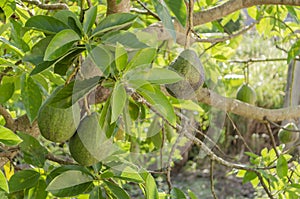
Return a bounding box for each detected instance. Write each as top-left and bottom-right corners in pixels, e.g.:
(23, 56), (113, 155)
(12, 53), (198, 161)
(106, 0), (131, 15)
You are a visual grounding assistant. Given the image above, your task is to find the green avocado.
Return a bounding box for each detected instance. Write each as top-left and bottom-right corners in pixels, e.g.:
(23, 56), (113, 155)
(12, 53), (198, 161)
(166, 49), (205, 99)
(278, 122), (299, 144)
(236, 83), (257, 105)
(69, 112), (114, 166)
(37, 86), (80, 143)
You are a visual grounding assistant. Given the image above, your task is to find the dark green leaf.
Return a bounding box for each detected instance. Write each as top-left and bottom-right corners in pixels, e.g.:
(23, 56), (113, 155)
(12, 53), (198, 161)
(242, 171), (257, 184)
(0, 170), (8, 193)
(23, 37), (55, 75)
(115, 43), (128, 72)
(0, 76), (14, 103)
(89, 186), (105, 199)
(104, 181), (130, 199)
(88, 45), (112, 73)
(25, 15), (69, 34)
(24, 179), (47, 199)
(21, 74), (42, 123)
(144, 174), (159, 199)
(137, 84), (176, 126)
(8, 170), (40, 193)
(111, 81), (127, 123)
(128, 100), (139, 120)
(0, 126), (22, 146)
(148, 117), (162, 149)
(277, 155), (288, 178)
(127, 48), (156, 70)
(46, 165), (91, 185)
(164, 0), (186, 27)
(48, 77), (99, 108)
(127, 68), (183, 84)
(152, 0), (176, 40)
(103, 31), (148, 49)
(46, 170), (94, 197)
(53, 47), (85, 75)
(54, 10), (83, 36)
(92, 13), (137, 37)
(170, 187), (186, 199)
(44, 29), (80, 61)
(83, 6), (97, 34)
(18, 132), (47, 168)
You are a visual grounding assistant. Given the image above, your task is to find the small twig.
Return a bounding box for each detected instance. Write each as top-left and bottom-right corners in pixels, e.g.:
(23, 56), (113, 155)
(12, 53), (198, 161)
(135, 0), (160, 20)
(195, 20), (258, 43)
(229, 57), (300, 64)
(86, 0), (92, 8)
(160, 122), (165, 172)
(226, 113), (253, 153)
(46, 154), (75, 165)
(256, 171), (274, 199)
(264, 122), (279, 158)
(22, 0), (69, 10)
(185, 0), (194, 49)
(210, 160), (218, 199)
(264, 116), (300, 133)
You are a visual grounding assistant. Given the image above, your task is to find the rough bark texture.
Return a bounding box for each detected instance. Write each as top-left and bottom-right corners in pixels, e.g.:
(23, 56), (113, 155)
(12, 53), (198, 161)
(106, 0), (131, 15)
(193, 0), (300, 26)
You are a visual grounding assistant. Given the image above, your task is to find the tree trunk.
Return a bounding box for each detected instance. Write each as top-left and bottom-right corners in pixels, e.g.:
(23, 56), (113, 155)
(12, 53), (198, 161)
(106, 0), (131, 15)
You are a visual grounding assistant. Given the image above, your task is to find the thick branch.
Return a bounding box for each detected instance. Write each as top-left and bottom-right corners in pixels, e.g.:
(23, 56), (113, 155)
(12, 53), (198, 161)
(22, 0), (68, 10)
(0, 105), (14, 129)
(196, 88), (300, 122)
(193, 0), (300, 26)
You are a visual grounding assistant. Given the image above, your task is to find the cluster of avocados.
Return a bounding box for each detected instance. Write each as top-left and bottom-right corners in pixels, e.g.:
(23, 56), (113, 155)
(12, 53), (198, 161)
(37, 86), (102, 166)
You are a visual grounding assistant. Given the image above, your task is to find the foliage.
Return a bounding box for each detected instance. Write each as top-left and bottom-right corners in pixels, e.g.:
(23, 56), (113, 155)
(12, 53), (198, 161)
(0, 0), (300, 198)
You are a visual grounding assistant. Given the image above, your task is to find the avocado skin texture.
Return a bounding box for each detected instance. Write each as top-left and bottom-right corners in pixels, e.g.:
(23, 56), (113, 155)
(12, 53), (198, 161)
(69, 112), (114, 166)
(37, 86), (80, 143)
(236, 83), (257, 105)
(166, 49), (205, 99)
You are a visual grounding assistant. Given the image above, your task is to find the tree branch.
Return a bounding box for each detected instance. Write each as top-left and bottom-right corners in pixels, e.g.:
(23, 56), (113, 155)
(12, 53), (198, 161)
(22, 0), (68, 10)
(196, 87), (300, 122)
(0, 105), (14, 129)
(193, 0), (300, 26)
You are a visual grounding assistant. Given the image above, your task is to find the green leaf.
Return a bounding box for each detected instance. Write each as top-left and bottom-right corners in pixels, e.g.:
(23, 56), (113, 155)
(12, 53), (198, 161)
(8, 170), (40, 193)
(18, 132), (47, 168)
(103, 32), (148, 49)
(23, 37), (55, 75)
(21, 74), (42, 123)
(242, 171), (257, 184)
(170, 187), (186, 199)
(187, 189), (197, 199)
(164, 0), (186, 27)
(89, 186), (105, 199)
(277, 155), (288, 178)
(0, 170), (8, 193)
(48, 77), (99, 108)
(137, 84), (176, 126)
(287, 40), (300, 64)
(148, 117), (162, 149)
(44, 29), (80, 61)
(83, 6), (97, 34)
(0, 36), (24, 56)
(54, 10), (83, 36)
(25, 15), (69, 34)
(116, 167), (144, 183)
(0, 77), (14, 103)
(88, 45), (112, 73)
(127, 68), (183, 84)
(171, 98), (204, 113)
(46, 165), (91, 185)
(115, 43), (128, 72)
(111, 81), (127, 123)
(24, 179), (47, 199)
(92, 13), (137, 37)
(0, 0), (16, 20)
(127, 48), (156, 70)
(46, 170), (94, 197)
(144, 174), (159, 199)
(152, 0), (176, 40)
(104, 181), (130, 199)
(0, 125), (22, 146)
